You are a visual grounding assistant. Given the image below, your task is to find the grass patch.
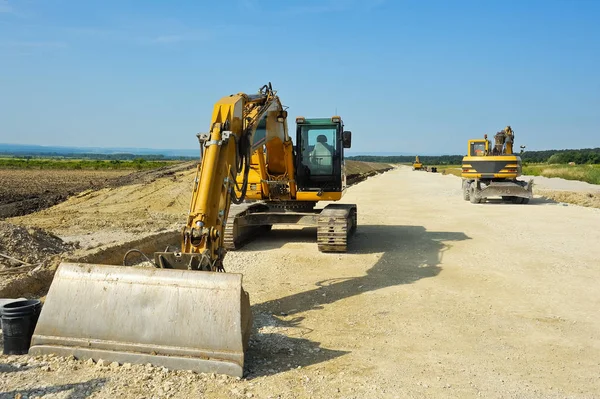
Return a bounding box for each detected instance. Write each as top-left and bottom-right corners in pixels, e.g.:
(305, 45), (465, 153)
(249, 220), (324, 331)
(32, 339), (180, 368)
(0, 158), (178, 170)
(429, 165), (462, 177)
(523, 164), (600, 185)
(428, 162), (600, 185)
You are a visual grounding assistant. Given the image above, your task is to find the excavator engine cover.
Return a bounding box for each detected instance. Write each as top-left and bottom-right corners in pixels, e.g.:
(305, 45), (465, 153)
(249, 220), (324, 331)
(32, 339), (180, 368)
(29, 263), (252, 377)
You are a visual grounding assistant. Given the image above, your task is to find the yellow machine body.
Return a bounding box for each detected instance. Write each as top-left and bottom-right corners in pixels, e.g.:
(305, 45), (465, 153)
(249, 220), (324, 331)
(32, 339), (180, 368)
(31, 84), (290, 377)
(224, 116), (357, 253)
(30, 84), (358, 377)
(461, 126), (532, 204)
(412, 155), (424, 170)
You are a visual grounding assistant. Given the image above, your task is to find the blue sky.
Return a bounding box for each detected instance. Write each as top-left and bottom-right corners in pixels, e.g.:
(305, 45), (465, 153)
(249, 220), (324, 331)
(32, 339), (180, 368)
(0, 0), (599, 155)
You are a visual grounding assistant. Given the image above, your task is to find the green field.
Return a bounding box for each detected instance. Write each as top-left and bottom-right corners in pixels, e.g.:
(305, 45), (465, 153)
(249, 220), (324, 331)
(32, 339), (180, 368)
(523, 164), (600, 185)
(0, 157), (178, 170)
(427, 163), (600, 185)
(429, 165), (462, 177)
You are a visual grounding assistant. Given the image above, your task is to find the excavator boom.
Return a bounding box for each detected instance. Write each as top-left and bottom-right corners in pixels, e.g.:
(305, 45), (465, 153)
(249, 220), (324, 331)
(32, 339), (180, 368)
(30, 84), (289, 377)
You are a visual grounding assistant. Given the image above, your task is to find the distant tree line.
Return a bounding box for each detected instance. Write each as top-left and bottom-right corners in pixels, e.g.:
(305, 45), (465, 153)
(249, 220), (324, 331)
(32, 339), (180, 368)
(519, 148), (600, 164)
(0, 152), (197, 161)
(349, 148), (600, 165)
(347, 155), (464, 165)
(0, 158), (176, 170)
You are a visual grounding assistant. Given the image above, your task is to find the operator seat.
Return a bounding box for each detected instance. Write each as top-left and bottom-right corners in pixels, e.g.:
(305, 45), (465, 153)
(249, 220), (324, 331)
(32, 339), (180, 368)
(309, 135), (333, 174)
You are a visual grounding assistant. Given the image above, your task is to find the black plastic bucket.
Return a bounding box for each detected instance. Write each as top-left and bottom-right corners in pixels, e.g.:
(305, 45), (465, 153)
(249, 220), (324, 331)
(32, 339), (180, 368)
(1, 299), (41, 355)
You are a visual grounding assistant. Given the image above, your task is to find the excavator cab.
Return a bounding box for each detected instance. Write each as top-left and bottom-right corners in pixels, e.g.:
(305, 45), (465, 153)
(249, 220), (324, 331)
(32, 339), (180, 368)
(225, 114), (357, 252)
(295, 116), (351, 193)
(469, 140), (488, 157)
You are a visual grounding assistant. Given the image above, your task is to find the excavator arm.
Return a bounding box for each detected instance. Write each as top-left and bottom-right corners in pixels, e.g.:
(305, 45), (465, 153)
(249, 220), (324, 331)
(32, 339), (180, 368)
(154, 83), (288, 271)
(30, 84), (288, 377)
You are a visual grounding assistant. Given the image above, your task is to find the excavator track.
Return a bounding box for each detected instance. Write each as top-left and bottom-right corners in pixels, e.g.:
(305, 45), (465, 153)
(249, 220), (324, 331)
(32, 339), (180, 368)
(317, 204), (357, 252)
(224, 203), (271, 250)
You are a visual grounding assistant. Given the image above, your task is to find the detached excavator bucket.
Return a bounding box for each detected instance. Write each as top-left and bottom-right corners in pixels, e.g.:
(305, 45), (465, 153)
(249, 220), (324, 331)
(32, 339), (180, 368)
(29, 263), (252, 377)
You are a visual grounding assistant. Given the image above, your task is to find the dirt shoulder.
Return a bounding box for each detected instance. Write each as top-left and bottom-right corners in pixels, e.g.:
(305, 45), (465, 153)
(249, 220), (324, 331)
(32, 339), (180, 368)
(439, 167), (600, 208)
(2, 165), (599, 398)
(523, 173), (600, 208)
(345, 160), (393, 185)
(8, 161), (392, 249)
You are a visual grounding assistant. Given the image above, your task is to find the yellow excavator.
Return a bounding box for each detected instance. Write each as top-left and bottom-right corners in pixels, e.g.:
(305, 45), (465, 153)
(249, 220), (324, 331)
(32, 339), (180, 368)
(461, 126), (533, 204)
(412, 155), (424, 171)
(29, 83), (356, 377)
(223, 114), (356, 252)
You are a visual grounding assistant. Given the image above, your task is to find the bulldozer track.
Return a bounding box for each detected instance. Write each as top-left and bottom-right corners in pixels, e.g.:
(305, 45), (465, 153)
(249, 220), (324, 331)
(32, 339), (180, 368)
(317, 204), (357, 252)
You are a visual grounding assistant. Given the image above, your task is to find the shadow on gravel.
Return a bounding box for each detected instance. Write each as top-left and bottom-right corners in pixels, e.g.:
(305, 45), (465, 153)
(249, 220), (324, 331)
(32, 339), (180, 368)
(0, 378), (108, 399)
(242, 227), (318, 251)
(0, 363), (41, 373)
(246, 225), (470, 377)
(477, 196), (557, 205)
(256, 225), (470, 316)
(245, 323), (349, 379)
(530, 196), (559, 205)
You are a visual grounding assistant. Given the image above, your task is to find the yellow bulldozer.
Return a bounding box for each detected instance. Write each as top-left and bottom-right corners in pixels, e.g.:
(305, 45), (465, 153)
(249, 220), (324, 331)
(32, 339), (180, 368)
(461, 126), (533, 204)
(29, 83), (357, 377)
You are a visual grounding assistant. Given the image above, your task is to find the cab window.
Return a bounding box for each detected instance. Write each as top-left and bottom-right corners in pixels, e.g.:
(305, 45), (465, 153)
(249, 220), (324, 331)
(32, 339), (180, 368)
(300, 126), (337, 175)
(470, 142), (486, 156)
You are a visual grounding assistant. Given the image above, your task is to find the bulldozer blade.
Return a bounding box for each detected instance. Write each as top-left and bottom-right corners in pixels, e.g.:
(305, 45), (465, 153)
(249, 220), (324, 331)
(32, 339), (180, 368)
(480, 179), (533, 199)
(29, 263), (252, 377)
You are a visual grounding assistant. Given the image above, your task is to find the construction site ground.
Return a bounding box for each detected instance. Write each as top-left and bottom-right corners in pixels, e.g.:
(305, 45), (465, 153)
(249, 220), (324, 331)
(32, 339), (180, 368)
(2, 166), (600, 398)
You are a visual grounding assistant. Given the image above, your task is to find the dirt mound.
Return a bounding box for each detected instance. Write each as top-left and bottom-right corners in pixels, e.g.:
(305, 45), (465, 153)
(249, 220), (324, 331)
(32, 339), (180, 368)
(0, 221), (77, 298)
(345, 161), (393, 185)
(0, 221), (74, 268)
(536, 189), (600, 208)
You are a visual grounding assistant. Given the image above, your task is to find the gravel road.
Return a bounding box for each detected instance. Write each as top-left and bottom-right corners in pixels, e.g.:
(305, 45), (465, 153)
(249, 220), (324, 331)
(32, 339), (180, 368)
(2, 166), (600, 398)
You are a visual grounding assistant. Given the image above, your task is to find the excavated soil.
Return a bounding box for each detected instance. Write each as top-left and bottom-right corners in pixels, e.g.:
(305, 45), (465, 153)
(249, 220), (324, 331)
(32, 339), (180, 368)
(0, 162), (196, 219)
(0, 170), (130, 219)
(0, 222), (74, 267)
(0, 221), (76, 298)
(345, 161), (393, 185)
(8, 161), (391, 249)
(522, 173), (600, 208)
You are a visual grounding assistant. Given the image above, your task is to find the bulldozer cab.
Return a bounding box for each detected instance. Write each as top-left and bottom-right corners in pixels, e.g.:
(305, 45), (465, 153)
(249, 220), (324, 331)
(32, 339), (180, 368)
(468, 139), (488, 157)
(295, 116), (350, 192)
